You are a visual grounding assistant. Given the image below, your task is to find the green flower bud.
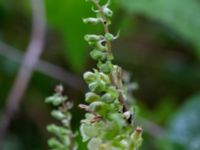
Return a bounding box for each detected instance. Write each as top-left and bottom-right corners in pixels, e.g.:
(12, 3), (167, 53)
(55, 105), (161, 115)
(89, 80), (106, 93)
(45, 95), (67, 106)
(105, 31), (120, 41)
(47, 124), (68, 135)
(84, 34), (103, 42)
(90, 101), (104, 112)
(51, 110), (65, 120)
(62, 118), (71, 127)
(101, 93), (116, 103)
(83, 71), (96, 84)
(88, 138), (103, 150)
(85, 92), (100, 103)
(99, 61), (113, 74)
(48, 138), (64, 149)
(108, 86), (119, 97)
(105, 33), (114, 41)
(80, 124), (99, 142)
(89, 101), (109, 116)
(102, 6), (113, 17)
(99, 72), (110, 84)
(90, 50), (106, 61)
(83, 17), (102, 24)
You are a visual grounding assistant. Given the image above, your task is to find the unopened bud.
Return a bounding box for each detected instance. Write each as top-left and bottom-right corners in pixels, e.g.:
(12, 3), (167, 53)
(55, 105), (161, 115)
(90, 101), (104, 112)
(51, 110), (65, 120)
(85, 92), (100, 103)
(101, 93), (115, 103)
(83, 17), (102, 24)
(105, 32), (120, 41)
(99, 72), (110, 84)
(90, 50), (106, 61)
(83, 71), (96, 84)
(89, 101), (109, 116)
(45, 95), (67, 106)
(84, 34), (103, 42)
(48, 138), (63, 149)
(105, 33), (114, 41)
(99, 61), (113, 74)
(89, 81), (106, 93)
(102, 6), (113, 17)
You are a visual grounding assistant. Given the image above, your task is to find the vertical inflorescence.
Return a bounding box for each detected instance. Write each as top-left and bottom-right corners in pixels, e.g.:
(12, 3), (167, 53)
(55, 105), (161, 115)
(45, 0), (143, 150)
(45, 85), (76, 150)
(80, 0), (143, 149)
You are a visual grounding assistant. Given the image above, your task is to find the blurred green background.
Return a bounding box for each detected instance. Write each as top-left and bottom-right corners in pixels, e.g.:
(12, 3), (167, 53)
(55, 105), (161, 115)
(1, 0), (200, 149)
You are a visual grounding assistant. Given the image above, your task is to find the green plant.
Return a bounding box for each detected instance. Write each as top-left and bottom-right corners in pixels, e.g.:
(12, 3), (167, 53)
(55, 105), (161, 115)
(45, 0), (143, 149)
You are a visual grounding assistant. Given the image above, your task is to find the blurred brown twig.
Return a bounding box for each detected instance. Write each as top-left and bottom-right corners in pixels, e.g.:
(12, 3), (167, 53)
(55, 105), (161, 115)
(0, 41), (84, 90)
(0, 0), (46, 142)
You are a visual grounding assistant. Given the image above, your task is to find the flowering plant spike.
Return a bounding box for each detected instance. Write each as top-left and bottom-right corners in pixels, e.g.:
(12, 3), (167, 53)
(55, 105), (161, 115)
(45, 0), (143, 150)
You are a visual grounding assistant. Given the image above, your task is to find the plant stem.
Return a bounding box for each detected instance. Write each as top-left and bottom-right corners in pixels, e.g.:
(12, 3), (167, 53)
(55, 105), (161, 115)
(91, 0), (112, 55)
(91, 0), (128, 113)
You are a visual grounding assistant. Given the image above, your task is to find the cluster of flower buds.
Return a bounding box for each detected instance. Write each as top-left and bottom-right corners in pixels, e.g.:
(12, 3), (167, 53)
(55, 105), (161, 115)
(45, 0), (143, 149)
(80, 0), (143, 150)
(45, 85), (76, 150)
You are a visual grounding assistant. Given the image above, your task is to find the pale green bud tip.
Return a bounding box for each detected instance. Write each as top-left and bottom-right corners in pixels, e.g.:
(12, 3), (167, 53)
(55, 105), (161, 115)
(85, 92), (100, 103)
(51, 110), (65, 120)
(102, 6), (113, 17)
(105, 33), (114, 41)
(84, 34), (103, 42)
(45, 95), (67, 106)
(47, 124), (68, 135)
(83, 71), (96, 83)
(90, 50), (106, 61)
(89, 81), (106, 93)
(99, 61), (113, 74)
(83, 18), (102, 24)
(89, 101), (105, 112)
(105, 32), (119, 41)
(99, 72), (110, 84)
(101, 93), (115, 103)
(48, 138), (63, 148)
(47, 124), (59, 133)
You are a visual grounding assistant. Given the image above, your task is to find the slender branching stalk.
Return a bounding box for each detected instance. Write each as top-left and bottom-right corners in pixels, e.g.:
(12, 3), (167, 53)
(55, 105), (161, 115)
(79, 0), (143, 149)
(45, 85), (76, 150)
(46, 0), (143, 150)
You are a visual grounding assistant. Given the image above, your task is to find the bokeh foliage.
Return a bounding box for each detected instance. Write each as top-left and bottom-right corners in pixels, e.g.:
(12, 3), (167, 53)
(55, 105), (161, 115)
(118, 0), (200, 58)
